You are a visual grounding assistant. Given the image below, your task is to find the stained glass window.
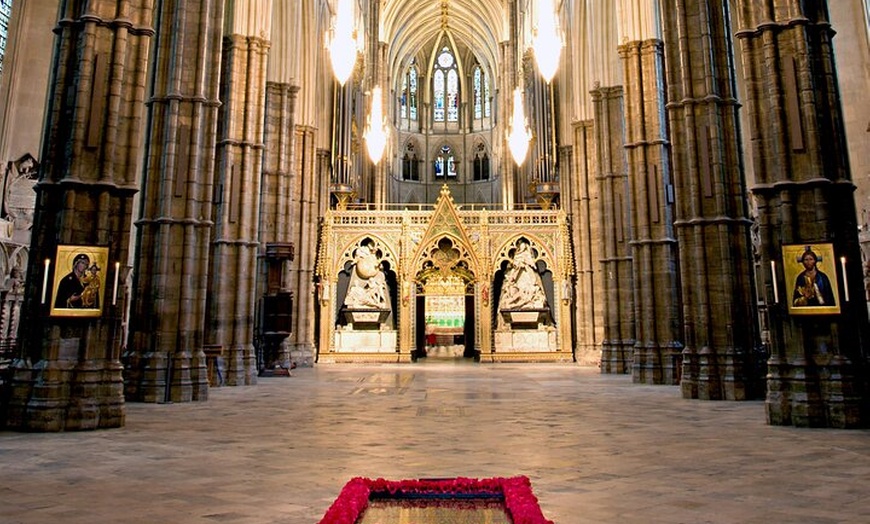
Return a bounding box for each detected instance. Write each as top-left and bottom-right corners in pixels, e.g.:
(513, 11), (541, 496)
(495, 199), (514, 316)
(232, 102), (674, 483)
(400, 63), (418, 121)
(409, 66), (417, 120)
(437, 48), (454, 68)
(400, 76), (407, 119)
(446, 70), (458, 122)
(433, 70), (445, 122)
(435, 145), (456, 179)
(433, 46), (458, 124)
(484, 75), (491, 117)
(0, 0), (13, 76)
(473, 68), (482, 119)
(864, 0), (870, 47)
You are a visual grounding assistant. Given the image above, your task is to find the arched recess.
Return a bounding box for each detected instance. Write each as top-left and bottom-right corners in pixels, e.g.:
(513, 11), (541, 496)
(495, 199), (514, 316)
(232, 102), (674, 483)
(492, 235), (557, 327)
(333, 235), (399, 329)
(412, 235), (479, 360)
(401, 137), (421, 181)
(471, 137), (491, 181)
(431, 139), (461, 182)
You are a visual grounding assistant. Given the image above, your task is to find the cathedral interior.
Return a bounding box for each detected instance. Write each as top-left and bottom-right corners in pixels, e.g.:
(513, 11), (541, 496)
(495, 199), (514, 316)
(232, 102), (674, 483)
(1, 1), (870, 522)
(0, 0), (868, 440)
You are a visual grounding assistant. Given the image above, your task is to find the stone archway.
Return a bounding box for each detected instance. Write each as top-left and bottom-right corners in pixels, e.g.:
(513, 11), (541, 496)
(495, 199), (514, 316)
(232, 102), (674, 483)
(413, 237), (477, 361)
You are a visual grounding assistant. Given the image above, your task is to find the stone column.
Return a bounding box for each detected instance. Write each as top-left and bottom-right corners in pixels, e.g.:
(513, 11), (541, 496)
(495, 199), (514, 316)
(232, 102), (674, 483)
(619, 38), (683, 385)
(592, 85), (635, 374)
(661, 0), (759, 400)
(568, 120), (602, 365)
(125, 0), (226, 403)
(207, 1), (272, 386)
(287, 126), (320, 366)
(261, 0), (318, 366)
(7, 0), (153, 430)
(261, 83), (300, 370)
(735, 0), (869, 427)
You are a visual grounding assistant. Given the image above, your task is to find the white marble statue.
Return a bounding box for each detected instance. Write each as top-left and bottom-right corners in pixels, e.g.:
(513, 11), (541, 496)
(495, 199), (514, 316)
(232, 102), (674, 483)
(343, 245), (391, 310)
(499, 241), (547, 310)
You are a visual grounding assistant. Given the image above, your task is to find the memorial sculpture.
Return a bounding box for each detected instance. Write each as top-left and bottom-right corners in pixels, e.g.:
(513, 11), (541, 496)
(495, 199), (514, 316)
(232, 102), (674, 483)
(344, 245), (390, 310)
(499, 241), (547, 311)
(342, 244), (393, 329)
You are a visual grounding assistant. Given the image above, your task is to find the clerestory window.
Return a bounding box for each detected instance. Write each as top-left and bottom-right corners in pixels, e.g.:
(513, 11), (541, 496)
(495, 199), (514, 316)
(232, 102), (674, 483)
(433, 46), (459, 123)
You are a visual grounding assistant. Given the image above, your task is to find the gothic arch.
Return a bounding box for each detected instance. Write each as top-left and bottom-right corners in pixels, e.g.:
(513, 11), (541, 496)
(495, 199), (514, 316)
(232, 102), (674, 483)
(414, 235), (477, 289)
(334, 235), (398, 280)
(493, 235), (555, 276)
(492, 235), (556, 318)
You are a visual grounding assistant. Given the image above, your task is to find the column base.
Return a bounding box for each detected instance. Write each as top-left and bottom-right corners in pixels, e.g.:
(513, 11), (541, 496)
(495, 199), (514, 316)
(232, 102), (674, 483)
(123, 350), (207, 403)
(4, 357), (125, 432)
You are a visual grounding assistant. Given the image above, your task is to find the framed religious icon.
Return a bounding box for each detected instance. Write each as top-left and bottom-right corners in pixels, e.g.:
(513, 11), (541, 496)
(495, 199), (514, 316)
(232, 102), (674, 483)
(783, 243), (841, 316)
(49, 245), (109, 318)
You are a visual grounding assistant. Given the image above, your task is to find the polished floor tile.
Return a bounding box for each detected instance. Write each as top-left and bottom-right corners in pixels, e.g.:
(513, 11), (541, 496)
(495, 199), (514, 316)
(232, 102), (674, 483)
(2, 362), (869, 523)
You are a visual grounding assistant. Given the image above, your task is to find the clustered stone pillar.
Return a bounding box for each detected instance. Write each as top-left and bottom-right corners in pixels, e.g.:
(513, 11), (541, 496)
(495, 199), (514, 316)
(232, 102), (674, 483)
(619, 39), (683, 384)
(287, 126), (321, 366)
(7, 0), (153, 430)
(661, 0), (759, 400)
(261, 83), (300, 371)
(125, 0), (226, 403)
(591, 85), (635, 374)
(735, 0), (869, 427)
(207, 6), (272, 386)
(567, 120), (602, 365)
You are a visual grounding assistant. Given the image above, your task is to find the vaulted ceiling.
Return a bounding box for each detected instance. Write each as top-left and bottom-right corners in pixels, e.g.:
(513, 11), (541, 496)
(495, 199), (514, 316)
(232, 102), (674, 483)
(380, 0), (506, 85)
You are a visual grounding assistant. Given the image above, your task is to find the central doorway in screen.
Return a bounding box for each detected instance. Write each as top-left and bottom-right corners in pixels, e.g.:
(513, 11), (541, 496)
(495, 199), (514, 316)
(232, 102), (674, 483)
(414, 272), (476, 362)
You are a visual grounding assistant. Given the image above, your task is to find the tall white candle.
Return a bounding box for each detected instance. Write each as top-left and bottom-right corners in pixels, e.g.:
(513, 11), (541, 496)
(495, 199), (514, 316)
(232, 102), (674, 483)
(41, 258), (50, 304)
(841, 256), (849, 302)
(770, 260), (779, 304)
(112, 261), (120, 305)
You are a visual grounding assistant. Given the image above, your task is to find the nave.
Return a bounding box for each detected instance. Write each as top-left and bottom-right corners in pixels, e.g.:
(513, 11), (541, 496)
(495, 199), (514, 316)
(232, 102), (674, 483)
(2, 364), (868, 523)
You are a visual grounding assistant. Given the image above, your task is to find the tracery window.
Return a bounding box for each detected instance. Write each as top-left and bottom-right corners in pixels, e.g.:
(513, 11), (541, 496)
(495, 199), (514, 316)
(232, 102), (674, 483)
(864, 0), (870, 47)
(0, 0), (12, 75)
(434, 144), (457, 179)
(473, 142), (490, 181)
(484, 74), (491, 118)
(402, 141), (420, 181)
(433, 71), (445, 122)
(409, 67), (418, 120)
(400, 61), (418, 121)
(433, 46), (459, 123)
(473, 68), (482, 119)
(472, 65), (491, 123)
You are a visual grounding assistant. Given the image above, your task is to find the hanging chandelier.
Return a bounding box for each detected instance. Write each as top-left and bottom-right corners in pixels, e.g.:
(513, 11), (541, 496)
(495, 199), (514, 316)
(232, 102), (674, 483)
(507, 88), (532, 166)
(533, 0), (563, 83)
(329, 0), (357, 85)
(365, 86), (389, 164)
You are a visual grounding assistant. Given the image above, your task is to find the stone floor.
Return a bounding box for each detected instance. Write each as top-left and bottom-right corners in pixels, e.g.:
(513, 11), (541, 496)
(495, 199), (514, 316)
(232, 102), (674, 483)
(2, 361), (870, 523)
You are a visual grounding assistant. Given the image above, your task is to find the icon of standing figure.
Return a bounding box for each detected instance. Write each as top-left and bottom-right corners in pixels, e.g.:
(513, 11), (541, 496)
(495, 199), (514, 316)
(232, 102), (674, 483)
(792, 246), (835, 307)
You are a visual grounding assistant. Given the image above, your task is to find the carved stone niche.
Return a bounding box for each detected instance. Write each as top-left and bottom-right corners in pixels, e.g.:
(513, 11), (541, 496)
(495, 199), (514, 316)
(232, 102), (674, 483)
(342, 308), (391, 330)
(3, 153), (39, 243)
(500, 308), (551, 329)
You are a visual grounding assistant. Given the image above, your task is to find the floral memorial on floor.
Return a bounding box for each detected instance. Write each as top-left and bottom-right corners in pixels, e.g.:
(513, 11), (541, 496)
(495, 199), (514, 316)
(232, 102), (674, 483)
(318, 476), (554, 524)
